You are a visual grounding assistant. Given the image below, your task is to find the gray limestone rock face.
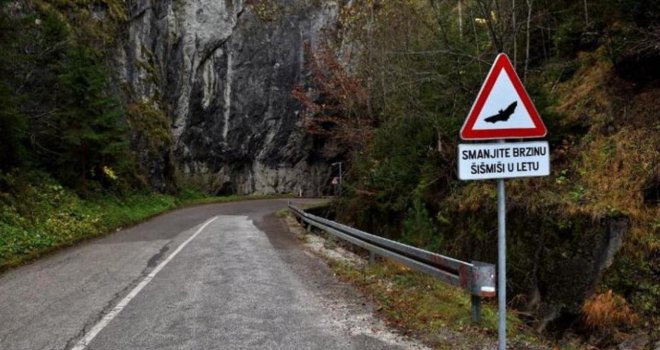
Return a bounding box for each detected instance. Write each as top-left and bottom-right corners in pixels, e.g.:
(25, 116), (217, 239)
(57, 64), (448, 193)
(117, 0), (342, 195)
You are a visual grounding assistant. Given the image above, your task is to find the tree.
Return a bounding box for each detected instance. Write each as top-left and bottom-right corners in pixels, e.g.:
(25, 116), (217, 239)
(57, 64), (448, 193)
(0, 82), (25, 170)
(50, 46), (127, 190)
(0, 7), (26, 169)
(291, 43), (374, 153)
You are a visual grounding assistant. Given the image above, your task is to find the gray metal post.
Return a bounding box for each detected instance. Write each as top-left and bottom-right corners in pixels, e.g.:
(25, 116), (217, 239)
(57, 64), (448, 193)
(497, 177), (507, 350)
(369, 251), (376, 264)
(470, 261), (495, 324)
(338, 162), (343, 196)
(332, 162), (343, 196)
(471, 295), (481, 323)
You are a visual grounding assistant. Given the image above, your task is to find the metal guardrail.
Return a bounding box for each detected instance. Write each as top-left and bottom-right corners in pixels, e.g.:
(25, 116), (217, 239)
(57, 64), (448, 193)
(288, 203), (496, 323)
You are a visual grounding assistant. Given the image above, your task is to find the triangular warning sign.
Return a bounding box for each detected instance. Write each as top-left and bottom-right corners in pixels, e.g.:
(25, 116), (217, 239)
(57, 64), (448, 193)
(460, 53), (547, 140)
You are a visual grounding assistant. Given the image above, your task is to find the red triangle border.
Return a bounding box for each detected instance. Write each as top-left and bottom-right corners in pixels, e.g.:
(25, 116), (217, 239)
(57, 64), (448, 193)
(460, 53), (547, 140)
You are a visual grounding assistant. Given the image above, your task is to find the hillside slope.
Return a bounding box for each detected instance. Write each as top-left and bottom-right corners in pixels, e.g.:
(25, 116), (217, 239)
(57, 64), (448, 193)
(308, 0), (660, 346)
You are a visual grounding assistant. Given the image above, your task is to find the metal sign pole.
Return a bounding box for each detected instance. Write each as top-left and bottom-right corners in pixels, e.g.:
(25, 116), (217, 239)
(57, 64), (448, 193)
(497, 176), (507, 350)
(458, 53), (548, 349)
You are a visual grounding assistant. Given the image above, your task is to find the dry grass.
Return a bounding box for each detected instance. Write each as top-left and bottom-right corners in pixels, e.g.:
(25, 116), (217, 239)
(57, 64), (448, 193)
(327, 259), (546, 349)
(581, 290), (639, 332)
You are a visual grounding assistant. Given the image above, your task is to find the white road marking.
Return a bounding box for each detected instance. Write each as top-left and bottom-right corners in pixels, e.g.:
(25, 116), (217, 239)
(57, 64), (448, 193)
(71, 216), (218, 350)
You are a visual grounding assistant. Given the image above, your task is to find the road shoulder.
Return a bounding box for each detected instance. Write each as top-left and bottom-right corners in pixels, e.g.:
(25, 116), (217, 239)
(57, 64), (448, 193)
(262, 211), (429, 349)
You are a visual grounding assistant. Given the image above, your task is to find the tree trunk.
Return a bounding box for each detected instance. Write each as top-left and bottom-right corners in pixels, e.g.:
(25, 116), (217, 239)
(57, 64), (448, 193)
(437, 129), (442, 153)
(471, 8), (483, 75)
(479, 0), (503, 52)
(512, 0), (517, 67)
(583, 0), (589, 27)
(524, 0), (533, 81)
(366, 3), (374, 120)
(458, 0), (463, 41)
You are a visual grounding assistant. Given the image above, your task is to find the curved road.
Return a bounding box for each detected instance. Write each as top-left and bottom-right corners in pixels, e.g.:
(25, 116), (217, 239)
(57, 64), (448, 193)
(0, 199), (421, 350)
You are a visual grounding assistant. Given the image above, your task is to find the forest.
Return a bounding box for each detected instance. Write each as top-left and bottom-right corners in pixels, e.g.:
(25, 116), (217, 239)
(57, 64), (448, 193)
(295, 0), (659, 346)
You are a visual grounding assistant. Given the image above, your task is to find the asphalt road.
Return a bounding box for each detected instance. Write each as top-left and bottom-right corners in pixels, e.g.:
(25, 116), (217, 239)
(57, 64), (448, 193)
(0, 199), (422, 350)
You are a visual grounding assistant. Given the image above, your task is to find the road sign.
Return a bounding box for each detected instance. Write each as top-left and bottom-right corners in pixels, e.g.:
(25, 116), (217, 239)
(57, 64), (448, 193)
(457, 53), (551, 350)
(458, 141), (550, 180)
(460, 53), (547, 140)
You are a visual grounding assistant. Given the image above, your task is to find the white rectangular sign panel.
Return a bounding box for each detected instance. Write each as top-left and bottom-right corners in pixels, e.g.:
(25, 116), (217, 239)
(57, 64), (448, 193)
(458, 141), (550, 180)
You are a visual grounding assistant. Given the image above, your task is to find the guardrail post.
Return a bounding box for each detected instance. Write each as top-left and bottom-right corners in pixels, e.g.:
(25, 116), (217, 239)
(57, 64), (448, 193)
(471, 295), (482, 323)
(470, 261), (496, 324)
(369, 251), (376, 264)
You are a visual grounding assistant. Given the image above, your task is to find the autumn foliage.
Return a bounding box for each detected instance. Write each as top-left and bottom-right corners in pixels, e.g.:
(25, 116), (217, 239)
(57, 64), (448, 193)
(291, 43), (374, 152)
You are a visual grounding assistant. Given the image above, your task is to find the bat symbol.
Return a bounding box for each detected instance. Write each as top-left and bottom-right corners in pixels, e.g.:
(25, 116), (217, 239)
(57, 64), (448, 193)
(485, 101), (517, 123)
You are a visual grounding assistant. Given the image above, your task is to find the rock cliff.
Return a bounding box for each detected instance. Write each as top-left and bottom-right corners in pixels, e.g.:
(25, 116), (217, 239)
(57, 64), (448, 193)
(117, 0), (341, 195)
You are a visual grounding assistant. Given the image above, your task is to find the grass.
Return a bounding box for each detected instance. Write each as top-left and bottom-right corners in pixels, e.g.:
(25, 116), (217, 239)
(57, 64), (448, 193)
(0, 175), (290, 271)
(275, 208), (290, 218)
(325, 253), (545, 349)
(581, 290), (639, 334)
(290, 216), (543, 349)
(286, 206), (543, 348)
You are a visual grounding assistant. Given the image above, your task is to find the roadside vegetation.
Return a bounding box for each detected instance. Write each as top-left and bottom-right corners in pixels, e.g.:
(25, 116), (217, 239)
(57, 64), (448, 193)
(296, 0), (659, 347)
(0, 172), (177, 269)
(329, 260), (545, 350)
(0, 170), (280, 271)
(286, 212), (545, 349)
(0, 0), (165, 269)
